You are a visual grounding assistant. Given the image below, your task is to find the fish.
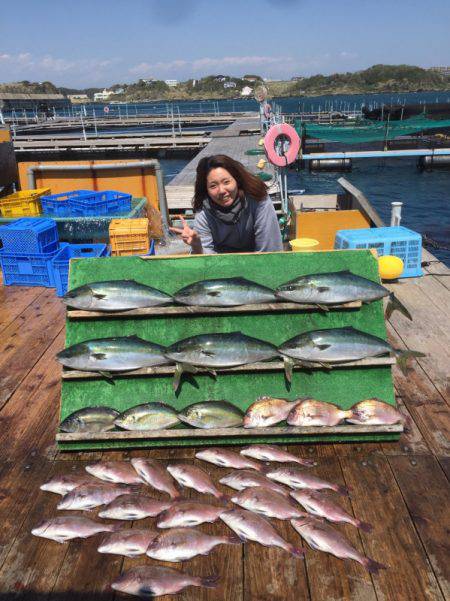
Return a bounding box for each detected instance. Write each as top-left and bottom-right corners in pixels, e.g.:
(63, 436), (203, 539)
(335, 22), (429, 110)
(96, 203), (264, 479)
(56, 335), (171, 379)
(85, 461), (144, 484)
(157, 501), (226, 529)
(266, 467), (349, 496)
(173, 277), (276, 307)
(195, 448), (262, 470)
(347, 398), (404, 425)
(146, 527), (241, 562)
(231, 487), (304, 520)
(98, 494), (171, 520)
(290, 490), (372, 532)
(178, 401), (244, 429)
(111, 566), (219, 598)
(131, 458), (180, 499)
(275, 270), (412, 320)
(287, 399), (352, 427)
(40, 473), (98, 495)
(220, 508), (305, 558)
(219, 470), (290, 496)
(114, 402), (180, 431)
(31, 516), (118, 544)
(63, 279), (172, 311)
(167, 464), (226, 500)
(98, 529), (158, 557)
(59, 406), (120, 432)
(291, 516), (386, 574)
(243, 396), (303, 428)
(278, 326), (425, 379)
(240, 444), (315, 466)
(165, 332), (279, 390)
(57, 483), (138, 511)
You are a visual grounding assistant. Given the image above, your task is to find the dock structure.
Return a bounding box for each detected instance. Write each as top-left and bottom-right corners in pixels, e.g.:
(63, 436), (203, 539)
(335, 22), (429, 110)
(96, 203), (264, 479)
(0, 246), (448, 599)
(166, 115), (280, 214)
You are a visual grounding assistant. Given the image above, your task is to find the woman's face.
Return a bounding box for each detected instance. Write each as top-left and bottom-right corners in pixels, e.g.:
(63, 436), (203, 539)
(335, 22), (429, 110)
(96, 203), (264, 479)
(206, 167), (239, 207)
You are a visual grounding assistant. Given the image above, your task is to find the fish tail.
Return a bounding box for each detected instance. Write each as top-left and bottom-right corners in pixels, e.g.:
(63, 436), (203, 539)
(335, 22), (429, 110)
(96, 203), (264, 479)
(297, 458), (316, 467)
(386, 292), (412, 322)
(217, 492), (230, 503)
(200, 574), (220, 588)
(336, 484), (350, 496)
(363, 557), (387, 574)
(173, 363), (183, 391)
(226, 534), (244, 545)
(357, 520), (373, 533)
(394, 349), (426, 374)
(289, 544), (306, 559)
(342, 410), (354, 421)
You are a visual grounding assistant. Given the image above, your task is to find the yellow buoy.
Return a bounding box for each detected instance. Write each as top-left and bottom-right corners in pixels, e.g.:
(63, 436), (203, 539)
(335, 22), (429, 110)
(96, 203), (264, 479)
(378, 255), (404, 280)
(258, 138), (265, 146)
(257, 158), (266, 169)
(289, 238), (320, 252)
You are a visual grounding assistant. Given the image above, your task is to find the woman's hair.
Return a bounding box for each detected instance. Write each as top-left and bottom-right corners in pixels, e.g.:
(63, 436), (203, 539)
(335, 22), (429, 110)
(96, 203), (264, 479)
(193, 154), (268, 211)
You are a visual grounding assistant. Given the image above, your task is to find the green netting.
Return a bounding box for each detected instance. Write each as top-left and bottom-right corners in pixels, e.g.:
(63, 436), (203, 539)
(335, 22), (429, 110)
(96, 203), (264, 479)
(245, 148), (266, 155)
(294, 115), (450, 144)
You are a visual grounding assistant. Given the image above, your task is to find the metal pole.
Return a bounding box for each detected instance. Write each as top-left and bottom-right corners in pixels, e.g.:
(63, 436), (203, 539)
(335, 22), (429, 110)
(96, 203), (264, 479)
(390, 202), (402, 226)
(93, 109), (98, 137)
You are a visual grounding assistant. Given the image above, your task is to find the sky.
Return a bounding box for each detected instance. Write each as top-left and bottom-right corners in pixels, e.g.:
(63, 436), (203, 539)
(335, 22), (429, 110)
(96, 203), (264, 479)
(0, 0), (449, 88)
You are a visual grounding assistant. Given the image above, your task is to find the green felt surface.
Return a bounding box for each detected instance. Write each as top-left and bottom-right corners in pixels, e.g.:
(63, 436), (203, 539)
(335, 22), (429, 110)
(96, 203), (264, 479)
(59, 250), (398, 450)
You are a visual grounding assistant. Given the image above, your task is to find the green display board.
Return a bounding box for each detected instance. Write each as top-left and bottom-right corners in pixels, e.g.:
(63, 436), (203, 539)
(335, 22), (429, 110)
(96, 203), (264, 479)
(59, 249), (398, 450)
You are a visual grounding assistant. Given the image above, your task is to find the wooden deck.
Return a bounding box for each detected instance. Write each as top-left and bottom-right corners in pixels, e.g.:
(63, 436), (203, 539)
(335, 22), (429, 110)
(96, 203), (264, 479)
(0, 252), (449, 601)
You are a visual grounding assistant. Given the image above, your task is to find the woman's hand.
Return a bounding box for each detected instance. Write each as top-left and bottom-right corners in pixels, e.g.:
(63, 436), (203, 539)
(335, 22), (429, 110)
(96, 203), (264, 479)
(169, 216), (203, 253)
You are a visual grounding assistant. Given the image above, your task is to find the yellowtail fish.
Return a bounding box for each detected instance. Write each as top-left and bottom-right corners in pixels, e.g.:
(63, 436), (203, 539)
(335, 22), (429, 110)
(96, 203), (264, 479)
(114, 402), (180, 431)
(59, 406), (119, 433)
(174, 277), (276, 306)
(178, 401), (243, 429)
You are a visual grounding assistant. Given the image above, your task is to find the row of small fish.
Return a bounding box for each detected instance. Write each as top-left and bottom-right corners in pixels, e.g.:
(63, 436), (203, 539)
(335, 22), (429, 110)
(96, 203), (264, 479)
(57, 328), (424, 386)
(63, 272), (411, 321)
(61, 397), (404, 432)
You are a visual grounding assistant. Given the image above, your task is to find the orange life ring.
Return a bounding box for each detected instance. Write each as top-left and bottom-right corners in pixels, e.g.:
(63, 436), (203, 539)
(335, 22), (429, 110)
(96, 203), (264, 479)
(264, 123), (300, 166)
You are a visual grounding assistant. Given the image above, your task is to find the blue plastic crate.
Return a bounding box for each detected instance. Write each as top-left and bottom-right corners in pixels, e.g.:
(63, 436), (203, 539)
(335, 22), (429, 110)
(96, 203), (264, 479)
(0, 217), (59, 255)
(51, 243), (109, 296)
(0, 245), (64, 287)
(68, 190), (132, 217)
(334, 226), (423, 278)
(40, 190), (95, 217)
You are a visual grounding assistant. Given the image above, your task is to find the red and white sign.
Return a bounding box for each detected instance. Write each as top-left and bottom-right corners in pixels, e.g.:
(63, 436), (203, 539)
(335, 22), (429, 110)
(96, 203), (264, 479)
(103, 106), (110, 114)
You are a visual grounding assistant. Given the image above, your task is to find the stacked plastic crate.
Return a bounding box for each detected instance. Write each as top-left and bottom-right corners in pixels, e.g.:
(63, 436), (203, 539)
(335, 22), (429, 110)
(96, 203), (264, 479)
(109, 218), (154, 256)
(40, 190), (132, 217)
(0, 188), (50, 217)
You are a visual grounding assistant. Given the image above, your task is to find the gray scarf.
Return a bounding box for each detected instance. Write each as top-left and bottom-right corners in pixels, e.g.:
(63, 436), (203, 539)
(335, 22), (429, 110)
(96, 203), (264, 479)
(203, 195), (247, 225)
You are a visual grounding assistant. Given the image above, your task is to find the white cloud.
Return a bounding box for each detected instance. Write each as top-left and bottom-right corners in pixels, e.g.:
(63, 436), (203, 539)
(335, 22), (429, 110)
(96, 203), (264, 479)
(339, 51), (358, 60)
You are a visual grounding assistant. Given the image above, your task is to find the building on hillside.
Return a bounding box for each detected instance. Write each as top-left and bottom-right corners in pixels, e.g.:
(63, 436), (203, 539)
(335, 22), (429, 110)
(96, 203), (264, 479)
(428, 66), (450, 77)
(0, 93), (70, 112)
(243, 76), (260, 82)
(94, 89), (113, 101)
(215, 76), (227, 82)
(224, 82), (237, 89)
(241, 86), (253, 97)
(165, 80), (178, 87)
(291, 76), (304, 81)
(68, 94), (89, 104)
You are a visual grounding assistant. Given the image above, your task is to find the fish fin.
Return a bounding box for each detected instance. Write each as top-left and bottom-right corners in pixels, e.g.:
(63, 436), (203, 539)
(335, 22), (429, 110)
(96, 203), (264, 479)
(289, 545), (306, 558)
(201, 350), (215, 357)
(394, 349), (426, 374)
(364, 558), (387, 574)
(283, 357), (294, 383)
(92, 353), (107, 360)
(98, 371), (115, 384)
(173, 363), (184, 391)
(200, 574), (220, 589)
(316, 286), (330, 293)
(227, 534), (244, 545)
(138, 584), (156, 596)
(315, 304), (329, 312)
(92, 292), (106, 299)
(337, 484), (350, 496)
(386, 292), (412, 322)
(316, 361), (332, 370)
(207, 291), (221, 297)
(357, 520), (373, 533)
(313, 342), (331, 351)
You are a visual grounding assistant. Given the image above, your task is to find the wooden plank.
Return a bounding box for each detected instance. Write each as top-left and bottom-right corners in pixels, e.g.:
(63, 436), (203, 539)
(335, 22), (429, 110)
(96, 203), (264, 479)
(56, 424), (404, 443)
(61, 357), (396, 381)
(388, 454), (450, 599)
(0, 282), (45, 334)
(0, 287), (65, 409)
(67, 300), (362, 320)
(302, 458), (378, 601)
(340, 454), (445, 600)
(381, 393), (432, 455)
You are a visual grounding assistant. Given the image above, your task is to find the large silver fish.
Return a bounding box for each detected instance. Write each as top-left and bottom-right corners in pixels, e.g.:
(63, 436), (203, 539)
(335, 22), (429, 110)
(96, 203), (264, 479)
(111, 566), (219, 598)
(86, 461), (144, 484)
(59, 406), (120, 433)
(165, 332), (279, 390)
(56, 335), (171, 377)
(114, 403), (180, 431)
(157, 501), (226, 529)
(167, 464), (226, 500)
(278, 326), (424, 379)
(174, 277), (276, 306)
(63, 280), (172, 311)
(291, 516), (386, 573)
(98, 529), (158, 557)
(287, 399), (352, 427)
(98, 494), (171, 520)
(131, 458), (180, 499)
(243, 396), (303, 428)
(221, 508), (305, 558)
(231, 487), (303, 520)
(196, 448), (262, 470)
(31, 516), (118, 543)
(266, 467), (349, 496)
(146, 527), (241, 562)
(178, 401), (244, 429)
(291, 490), (372, 532)
(240, 444), (315, 467)
(347, 398), (404, 425)
(275, 270), (412, 320)
(57, 483), (138, 511)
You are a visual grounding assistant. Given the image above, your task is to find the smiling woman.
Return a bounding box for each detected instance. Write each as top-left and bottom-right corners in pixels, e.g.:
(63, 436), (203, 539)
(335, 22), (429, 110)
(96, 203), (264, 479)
(169, 154), (283, 254)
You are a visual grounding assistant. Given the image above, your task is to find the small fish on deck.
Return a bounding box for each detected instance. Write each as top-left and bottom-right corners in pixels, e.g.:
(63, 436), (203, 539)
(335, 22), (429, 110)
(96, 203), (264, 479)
(85, 461), (144, 485)
(131, 458), (180, 499)
(167, 464), (226, 500)
(157, 501), (226, 529)
(57, 483), (139, 511)
(98, 494), (171, 520)
(196, 448), (262, 470)
(240, 444), (315, 466)
(98, 529), (158, 557)
(146, 527), (241, 562)
(231, 487), (304, 520)
(31, 516), (119, 544)
(266, 467), (349, 496)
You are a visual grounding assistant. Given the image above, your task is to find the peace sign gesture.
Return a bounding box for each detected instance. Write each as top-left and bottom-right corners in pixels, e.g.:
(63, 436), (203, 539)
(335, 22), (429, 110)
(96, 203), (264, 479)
(169, 215), (202, 252)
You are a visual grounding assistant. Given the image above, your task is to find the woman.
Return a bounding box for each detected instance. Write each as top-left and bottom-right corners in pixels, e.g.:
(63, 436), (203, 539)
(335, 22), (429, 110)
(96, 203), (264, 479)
(170, 154), (283, 254)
